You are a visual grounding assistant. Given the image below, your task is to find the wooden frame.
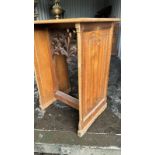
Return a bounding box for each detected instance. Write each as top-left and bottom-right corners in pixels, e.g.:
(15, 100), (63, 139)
(34, 18), (120, 137)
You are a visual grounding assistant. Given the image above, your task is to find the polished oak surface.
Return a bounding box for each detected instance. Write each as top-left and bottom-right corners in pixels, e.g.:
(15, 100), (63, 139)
(34, 18), (120, 24)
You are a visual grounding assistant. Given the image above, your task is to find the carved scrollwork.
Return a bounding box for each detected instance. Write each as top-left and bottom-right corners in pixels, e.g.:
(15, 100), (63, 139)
(49, 29), (78, 97)
(49, 29), (77, 64)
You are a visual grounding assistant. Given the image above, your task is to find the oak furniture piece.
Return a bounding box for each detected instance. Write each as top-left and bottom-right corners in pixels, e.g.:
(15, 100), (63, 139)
(34, 18), (120, 137)
(112, 23), (120, 55)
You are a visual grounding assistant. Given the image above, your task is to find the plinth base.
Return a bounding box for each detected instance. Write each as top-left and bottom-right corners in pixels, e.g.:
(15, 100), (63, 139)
(78, 102), (107, 137)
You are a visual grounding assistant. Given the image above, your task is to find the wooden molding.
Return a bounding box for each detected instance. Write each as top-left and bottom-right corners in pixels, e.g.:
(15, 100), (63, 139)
(78, 102), (107, 137)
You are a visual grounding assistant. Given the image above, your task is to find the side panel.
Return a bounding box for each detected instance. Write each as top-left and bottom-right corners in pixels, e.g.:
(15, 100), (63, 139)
(34, 27), (57, 109)
(53, 55), (70, 93)
(76, 23), (114, 136)
(48, 29), (71, 94)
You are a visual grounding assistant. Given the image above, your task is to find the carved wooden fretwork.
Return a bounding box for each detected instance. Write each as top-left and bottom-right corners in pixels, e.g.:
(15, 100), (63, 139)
(49, 29), (77, 64)
(49, 29), (78, 98)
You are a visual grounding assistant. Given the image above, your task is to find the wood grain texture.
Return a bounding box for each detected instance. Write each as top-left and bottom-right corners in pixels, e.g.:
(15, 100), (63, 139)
(55, 91), (79, 110)
(76, 22), (114, 136)
(78, 102), (107, 137)
(34, 18), (120, 24)
(53, 55), (70, 93)
(34, 27), (57, 109)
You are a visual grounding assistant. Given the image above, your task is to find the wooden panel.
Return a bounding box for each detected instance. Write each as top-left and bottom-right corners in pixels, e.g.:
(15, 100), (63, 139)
(54, 55), (70, 93)
(34, 27), (57, 109)
(76, 22), (114, 137)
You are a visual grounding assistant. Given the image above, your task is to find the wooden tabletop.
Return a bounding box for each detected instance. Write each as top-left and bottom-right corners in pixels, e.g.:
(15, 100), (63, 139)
(34, 18), (120, 24)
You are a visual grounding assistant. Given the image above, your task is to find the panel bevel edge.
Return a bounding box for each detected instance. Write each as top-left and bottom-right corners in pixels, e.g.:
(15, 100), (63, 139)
(78, 101), (107, 137)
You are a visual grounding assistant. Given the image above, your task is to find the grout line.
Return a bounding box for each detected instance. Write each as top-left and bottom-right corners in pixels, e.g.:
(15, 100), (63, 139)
(34, 128), (121, 136)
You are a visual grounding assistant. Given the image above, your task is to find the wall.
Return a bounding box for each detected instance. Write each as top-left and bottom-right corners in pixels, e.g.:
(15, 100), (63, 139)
(104, 0), (121, 18)
(104, 0), (121, 59)
(37, 0), (108, 20)
(37, 0), (50, 20)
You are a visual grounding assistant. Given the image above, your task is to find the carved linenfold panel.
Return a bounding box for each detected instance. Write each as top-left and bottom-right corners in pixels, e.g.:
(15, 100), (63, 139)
(49, 29), (77, 64)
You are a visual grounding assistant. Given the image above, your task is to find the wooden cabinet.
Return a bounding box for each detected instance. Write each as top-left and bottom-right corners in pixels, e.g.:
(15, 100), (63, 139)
(111, 23), (120, 55)
(34, 18), (120, 137)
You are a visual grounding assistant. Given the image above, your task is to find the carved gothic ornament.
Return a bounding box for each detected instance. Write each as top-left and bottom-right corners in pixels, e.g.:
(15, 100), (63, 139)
(49, 29), (77, 64)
